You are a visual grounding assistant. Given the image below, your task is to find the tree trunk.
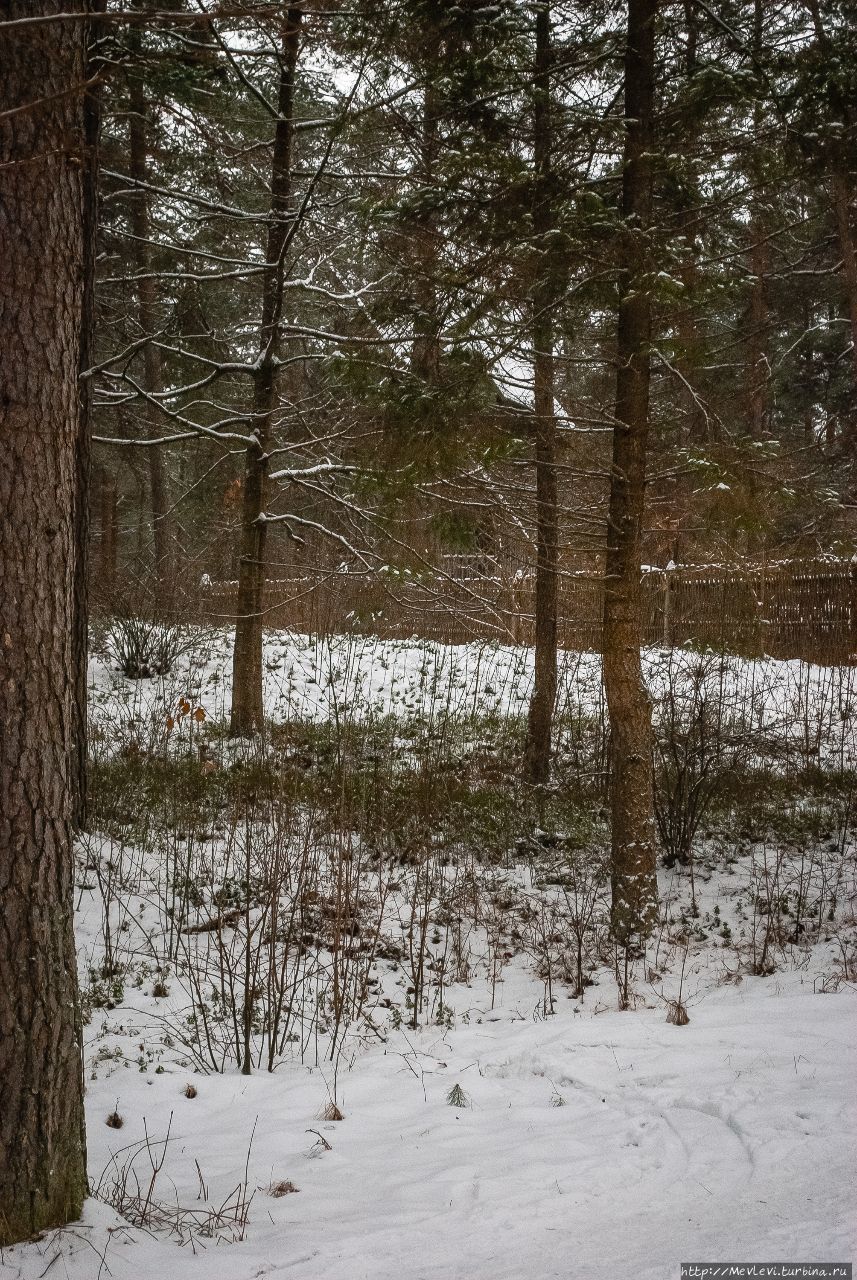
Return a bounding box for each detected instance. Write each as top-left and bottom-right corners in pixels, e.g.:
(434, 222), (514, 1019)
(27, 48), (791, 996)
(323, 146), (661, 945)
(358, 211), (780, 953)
(802, 0), (856, 456)
(410, 30), (442, 383)
(98, 466), (119, 600)
(744, 0), (769, 441)
(71, 1), (102, 833)
(0, 0), (89, 1242)
(602, 0), (660, 945)
(128, 27), (173, 586)
(832, 170), (857, 454)
(675, 0), (707, 443)
(230, 10), (302, 737)
(745, 228), (769, 439)
(832, 173), (857, 377)
(525, 2), (559, 786)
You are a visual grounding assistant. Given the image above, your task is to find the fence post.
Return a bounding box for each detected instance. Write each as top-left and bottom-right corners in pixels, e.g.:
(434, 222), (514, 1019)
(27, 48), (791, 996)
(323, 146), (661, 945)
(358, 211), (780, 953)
(662, 560), (674, 649)
(759, 549), (768, 657)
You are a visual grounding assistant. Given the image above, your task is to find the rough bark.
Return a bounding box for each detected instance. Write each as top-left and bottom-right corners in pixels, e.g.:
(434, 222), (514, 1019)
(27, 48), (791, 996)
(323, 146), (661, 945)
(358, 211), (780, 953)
(71, 0), (102, 834)
(230, 10), (302, 737)
(0, 0), (89, 1242)
(524, 2), (559, 786)
(602, 0), (660, 945)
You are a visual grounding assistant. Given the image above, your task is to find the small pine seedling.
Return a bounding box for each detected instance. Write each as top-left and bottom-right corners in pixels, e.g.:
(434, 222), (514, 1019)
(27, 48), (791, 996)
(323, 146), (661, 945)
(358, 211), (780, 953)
(446, 1083), (470, 1109)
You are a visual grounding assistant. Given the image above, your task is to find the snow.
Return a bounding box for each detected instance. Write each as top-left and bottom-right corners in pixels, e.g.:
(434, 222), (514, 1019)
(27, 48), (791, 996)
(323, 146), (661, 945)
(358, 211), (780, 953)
(2, 968), (855, 1280)
(2, 629), (855, 1280)
(89, 628), (857, 770)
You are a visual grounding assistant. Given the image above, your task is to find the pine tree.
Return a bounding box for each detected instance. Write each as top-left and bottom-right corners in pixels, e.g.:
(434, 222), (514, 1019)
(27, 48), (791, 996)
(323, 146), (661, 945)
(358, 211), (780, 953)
(0, 0), (90, 1241)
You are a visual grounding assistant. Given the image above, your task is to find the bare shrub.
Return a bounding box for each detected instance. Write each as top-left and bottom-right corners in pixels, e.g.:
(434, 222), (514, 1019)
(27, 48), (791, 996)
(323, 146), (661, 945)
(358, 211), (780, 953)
(268, 1180), (299, 1197)
(666, 999), (690, 1025)
(94, 1117), (255, 1245)
(107, 614), (201, 679)
(652, 653), (734, 872)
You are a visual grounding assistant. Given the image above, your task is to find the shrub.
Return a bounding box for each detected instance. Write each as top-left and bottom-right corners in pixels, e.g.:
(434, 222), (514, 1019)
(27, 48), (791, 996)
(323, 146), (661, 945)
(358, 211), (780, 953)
(107, 614), (198, 679)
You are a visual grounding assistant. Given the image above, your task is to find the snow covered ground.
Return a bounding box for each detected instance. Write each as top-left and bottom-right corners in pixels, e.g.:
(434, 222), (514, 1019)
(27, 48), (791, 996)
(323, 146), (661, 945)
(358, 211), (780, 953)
(2, 961), (855, 1280)
(89, 626), (857, 767)
(3, 630), (855, 1280)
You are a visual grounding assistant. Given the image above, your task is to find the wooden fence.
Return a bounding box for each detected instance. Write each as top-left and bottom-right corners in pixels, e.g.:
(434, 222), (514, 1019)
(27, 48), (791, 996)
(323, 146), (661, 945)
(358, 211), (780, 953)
(203, 559), (857, 664)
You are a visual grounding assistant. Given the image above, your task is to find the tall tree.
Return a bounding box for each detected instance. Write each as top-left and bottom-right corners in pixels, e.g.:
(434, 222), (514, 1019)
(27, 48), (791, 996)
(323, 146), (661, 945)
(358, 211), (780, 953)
(0, 0), (89, 1242)
(800, 0), (857, 457)
(524, 1), (559, 786)
(602, 0), (660, 946)
(409, 11), (443, 384)
(744, 0), (770, 442)
(230, 9), (303, 736)
(127, 15), (174, 584)
(72, 0), (103, 831)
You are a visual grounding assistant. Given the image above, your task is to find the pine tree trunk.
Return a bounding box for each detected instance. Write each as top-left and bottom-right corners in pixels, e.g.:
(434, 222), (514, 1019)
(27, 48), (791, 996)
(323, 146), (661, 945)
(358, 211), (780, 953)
(0, 0), (89, 1242)
(410, 28), (442, 384)
(832, 171), (857, 455)
(803, 0), (857, 456)
(230, 10), (301, 737)
(675, 0), (707, 443)
(525, 2), (559, 787)
(71, 4), (101, 834)
(745, 229), (769, 439)
(128, 29), (173, 586)
(602, 0), (660, 945)
(98, 466), (119, 600)
(745, 0), (769, 442)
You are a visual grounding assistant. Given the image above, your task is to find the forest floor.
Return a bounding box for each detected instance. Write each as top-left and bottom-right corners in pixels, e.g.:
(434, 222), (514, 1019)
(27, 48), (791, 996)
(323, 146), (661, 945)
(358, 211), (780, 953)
(2, 629), (856, 1280)
(3, 952), (854, 1280)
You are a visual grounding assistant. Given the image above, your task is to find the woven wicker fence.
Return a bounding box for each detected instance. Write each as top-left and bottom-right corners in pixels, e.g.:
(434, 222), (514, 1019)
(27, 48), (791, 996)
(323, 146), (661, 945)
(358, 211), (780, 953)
(203, 559), (857, 664)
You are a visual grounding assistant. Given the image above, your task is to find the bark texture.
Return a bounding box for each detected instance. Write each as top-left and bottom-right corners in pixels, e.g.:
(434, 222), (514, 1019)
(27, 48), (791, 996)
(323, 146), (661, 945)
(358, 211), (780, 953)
(602, 0), (660, 945)
(524, 2), (559, 786)
(230, 10), (301, 736)
(71, 0), (102, 833)
(0, 0), (89, 1243)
